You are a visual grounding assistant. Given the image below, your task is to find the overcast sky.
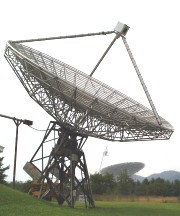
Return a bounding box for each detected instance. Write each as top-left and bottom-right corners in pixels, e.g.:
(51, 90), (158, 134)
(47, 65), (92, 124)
(0, 0), (180, 182)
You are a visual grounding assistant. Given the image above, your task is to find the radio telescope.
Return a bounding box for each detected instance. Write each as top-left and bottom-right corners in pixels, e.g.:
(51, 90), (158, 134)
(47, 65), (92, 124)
(100, 162), (145, 179)
(4, 22), (173, 208)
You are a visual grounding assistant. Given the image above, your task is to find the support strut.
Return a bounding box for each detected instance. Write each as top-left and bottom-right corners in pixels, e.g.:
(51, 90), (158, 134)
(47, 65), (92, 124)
(122, 36), (162, 126)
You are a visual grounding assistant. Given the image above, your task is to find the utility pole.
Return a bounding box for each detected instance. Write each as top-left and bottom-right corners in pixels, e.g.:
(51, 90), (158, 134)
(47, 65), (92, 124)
(0, 113), (33, 189)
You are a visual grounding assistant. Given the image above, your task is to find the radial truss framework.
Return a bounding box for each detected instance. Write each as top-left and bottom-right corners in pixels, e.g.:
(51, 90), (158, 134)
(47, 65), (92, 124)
(4, 40), (173, 141)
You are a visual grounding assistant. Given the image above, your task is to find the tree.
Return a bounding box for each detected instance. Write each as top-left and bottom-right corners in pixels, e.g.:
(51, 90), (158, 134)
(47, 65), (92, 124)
(140, 178), (150, 195)
(116, 169), (134, 195)
(172, 180), (180, 196)
(90, 173), (115, 194)
(149, 178), (172, 196)
(8, 180), (32, 192)
(0, 155), (10, 184)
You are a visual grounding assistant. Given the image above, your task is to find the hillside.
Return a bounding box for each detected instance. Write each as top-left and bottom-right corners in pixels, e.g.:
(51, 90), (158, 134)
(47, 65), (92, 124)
(147, 170), (180, 181)
(0, 184), (68, 216)
(133, 170), (180, 182)
(132, 174), (145, 182)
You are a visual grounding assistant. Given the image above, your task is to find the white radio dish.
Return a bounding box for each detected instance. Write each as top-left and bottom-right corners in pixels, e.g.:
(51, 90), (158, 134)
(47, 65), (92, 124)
(4, 22), (174, 208)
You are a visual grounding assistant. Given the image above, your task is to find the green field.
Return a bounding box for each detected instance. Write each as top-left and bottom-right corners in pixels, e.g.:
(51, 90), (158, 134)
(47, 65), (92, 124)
(1, 184), (180, 216)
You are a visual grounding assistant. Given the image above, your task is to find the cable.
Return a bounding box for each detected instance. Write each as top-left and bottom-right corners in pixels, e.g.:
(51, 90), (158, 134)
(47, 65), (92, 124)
(28, 125), (48, 132)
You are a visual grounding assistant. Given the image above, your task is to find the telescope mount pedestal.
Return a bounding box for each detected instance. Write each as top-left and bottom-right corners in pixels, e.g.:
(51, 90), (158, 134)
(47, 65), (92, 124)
(27, 121), (95, 208)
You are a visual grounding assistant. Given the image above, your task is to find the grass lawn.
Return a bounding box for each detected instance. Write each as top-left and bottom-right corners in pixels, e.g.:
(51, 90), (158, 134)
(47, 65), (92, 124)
(1, 184), (180, 216)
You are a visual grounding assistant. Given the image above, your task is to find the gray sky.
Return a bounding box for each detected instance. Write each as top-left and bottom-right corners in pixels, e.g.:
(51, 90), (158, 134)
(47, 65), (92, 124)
(0, 0), (179, 182)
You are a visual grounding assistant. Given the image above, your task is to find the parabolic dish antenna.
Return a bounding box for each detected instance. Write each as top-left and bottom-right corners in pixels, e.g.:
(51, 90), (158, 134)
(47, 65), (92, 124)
(4, 22), (174, 208)
(4, 31), (173, 141)
(100, 162), (145, 178)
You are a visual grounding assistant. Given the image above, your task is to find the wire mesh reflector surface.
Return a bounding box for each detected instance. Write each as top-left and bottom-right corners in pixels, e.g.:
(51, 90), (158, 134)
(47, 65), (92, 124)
(4, 41), (174, 141)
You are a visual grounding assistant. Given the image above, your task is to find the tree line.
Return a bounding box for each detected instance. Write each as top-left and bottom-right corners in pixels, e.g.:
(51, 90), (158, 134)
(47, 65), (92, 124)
(1, 152), (180, 197)
(90, 171), (180, 197)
